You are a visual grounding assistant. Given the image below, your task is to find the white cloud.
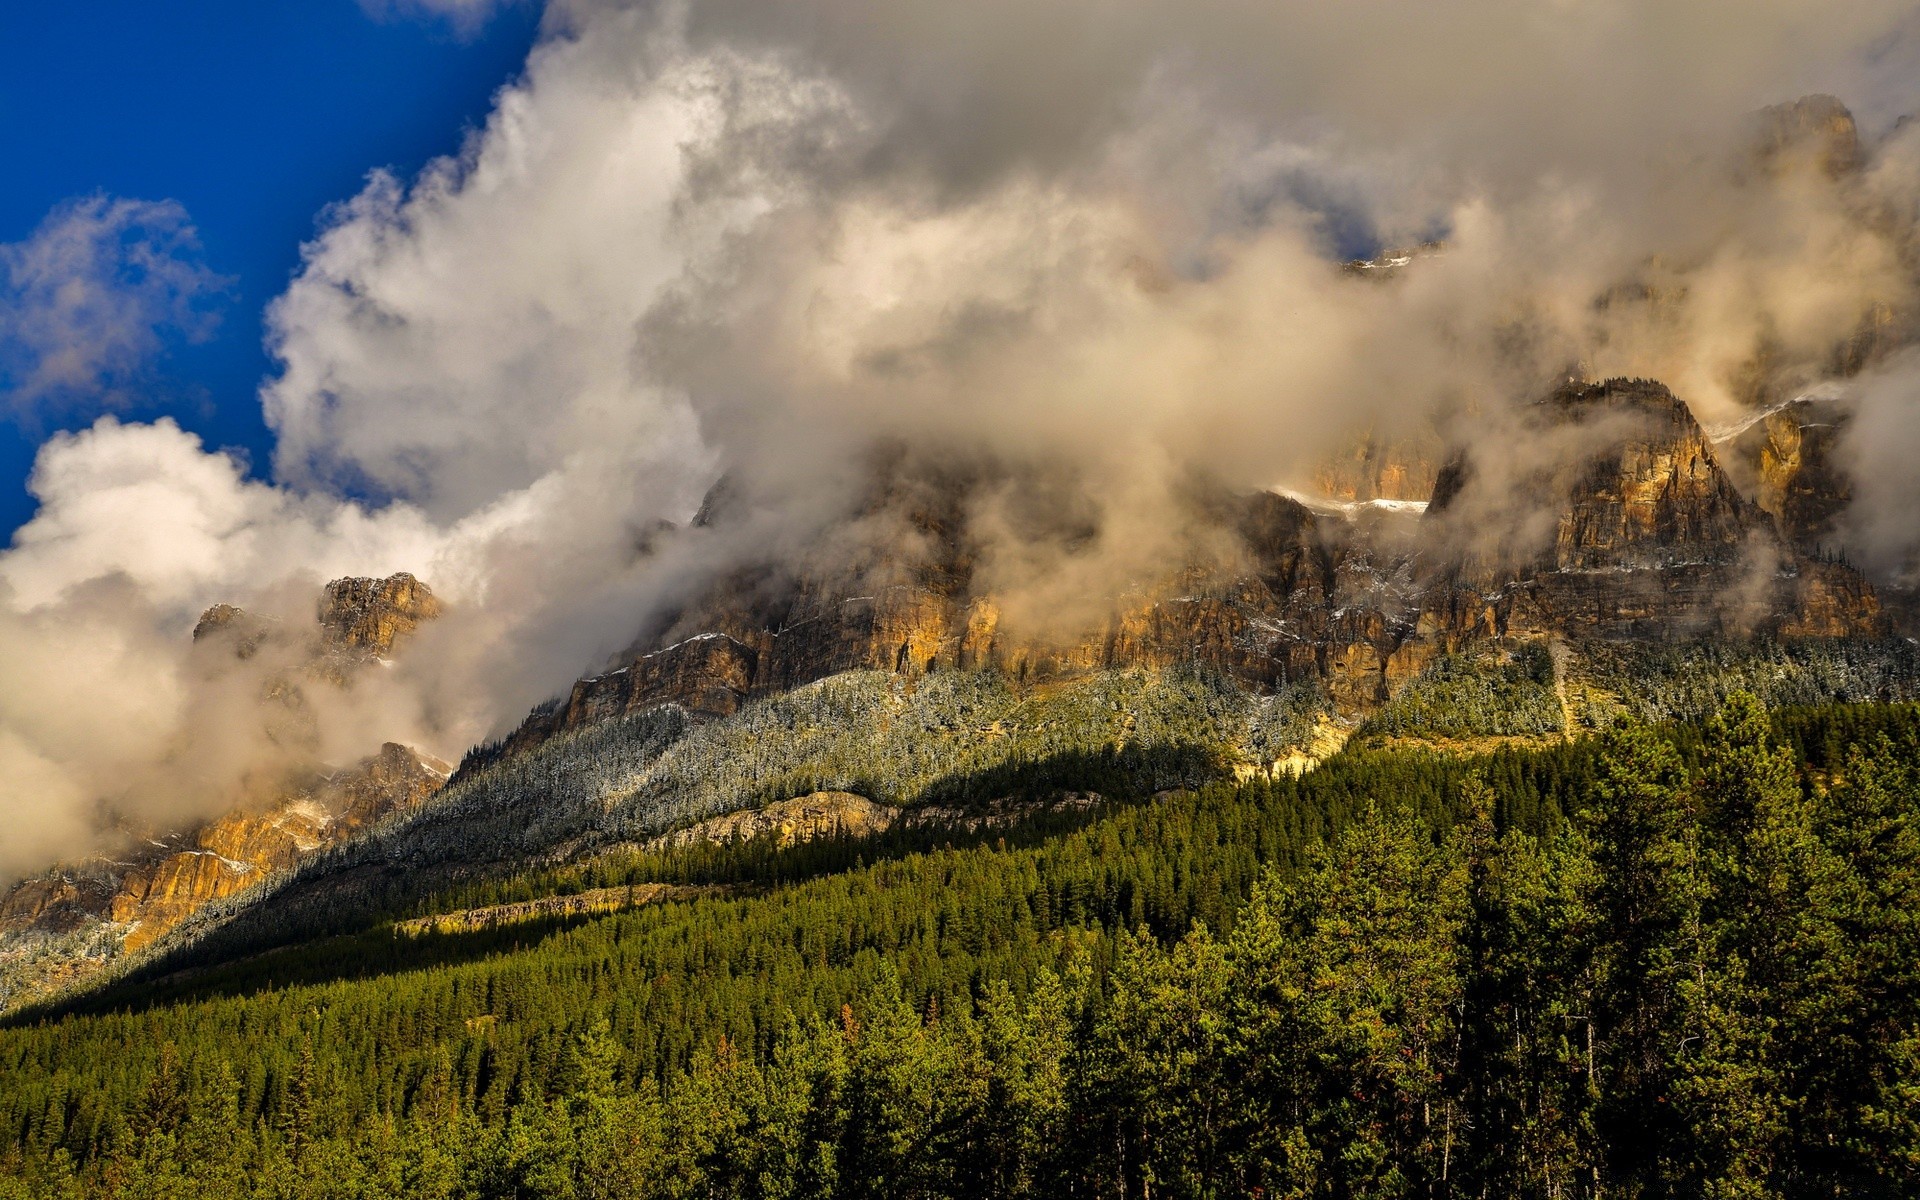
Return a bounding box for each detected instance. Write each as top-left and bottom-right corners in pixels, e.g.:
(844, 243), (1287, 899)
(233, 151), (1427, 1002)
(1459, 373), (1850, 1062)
(8, 0), (1920, 883)
(358, 0), (529, 36)
(0, 196), (225, 421)
(265, 17), (727, 520)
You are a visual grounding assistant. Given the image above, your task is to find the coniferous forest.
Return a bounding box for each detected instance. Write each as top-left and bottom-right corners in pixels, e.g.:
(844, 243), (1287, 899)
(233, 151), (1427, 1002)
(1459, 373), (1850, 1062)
(6, 695), (1920, 1196)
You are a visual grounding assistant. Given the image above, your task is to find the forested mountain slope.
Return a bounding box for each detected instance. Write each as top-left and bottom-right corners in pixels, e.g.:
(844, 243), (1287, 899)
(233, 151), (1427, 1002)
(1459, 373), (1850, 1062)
(74, 630), (1920, 1010)
(5, 698), (1920, 1196)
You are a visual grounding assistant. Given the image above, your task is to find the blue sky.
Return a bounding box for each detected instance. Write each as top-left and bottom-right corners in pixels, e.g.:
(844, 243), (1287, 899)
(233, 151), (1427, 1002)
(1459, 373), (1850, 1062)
(0, 1), (541, 536)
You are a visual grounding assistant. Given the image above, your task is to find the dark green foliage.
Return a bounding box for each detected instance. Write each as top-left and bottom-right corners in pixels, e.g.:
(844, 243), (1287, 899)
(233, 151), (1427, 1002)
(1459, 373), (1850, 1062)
(1578, 637), (1920, 725)
(5, 700), (1920, 1197)
(1361, 642), (1564, 739)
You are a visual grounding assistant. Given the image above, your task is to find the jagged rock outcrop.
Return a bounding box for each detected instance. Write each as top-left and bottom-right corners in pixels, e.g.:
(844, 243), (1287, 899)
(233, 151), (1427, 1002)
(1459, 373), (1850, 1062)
(1424, 379), (1880, 641)
(106, 744), (449, 954)
(648, 791), (896, 850)
(1753, 94), (1864, 180)
(0, 743), (449, 1006)
(191, 572), (441, 677)
(319, 573), (442, 658)
(191, 602), (275, 657)
(472, 463), (1434, 762)
(1312, 426), (1443, 504)
(1719, 397), (1853, 554)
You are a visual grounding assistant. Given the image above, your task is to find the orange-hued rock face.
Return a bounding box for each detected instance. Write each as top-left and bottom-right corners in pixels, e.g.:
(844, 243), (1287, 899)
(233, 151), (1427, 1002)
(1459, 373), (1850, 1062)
(319, 573), (443, 657)
(105, 742), (447, 954)
(1, 742), (450, 982)
(481, 378), (1881, 762)
(191, 573), (442, 681)
(649, 791), (896, 851)
(1719, 399), (1853, 554)
(1313, 427), (1444, 504)
(1418, 380), (1881, 644)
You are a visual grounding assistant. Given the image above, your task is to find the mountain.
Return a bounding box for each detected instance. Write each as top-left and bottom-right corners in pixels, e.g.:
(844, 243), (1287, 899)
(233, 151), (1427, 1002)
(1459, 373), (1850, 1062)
(0, 379), (1908, 1018)
(1424, 379), (1878, 642)
(36, 374), (1905, 1003)
(1717, 393), (1854, 553)
(1310, 422), (1444, 504)
(0, 574), (448, 1011)
(493, 377), (1879, 756)
(1753, 92), (1866, 180)
(7, 382), (1920, 1196)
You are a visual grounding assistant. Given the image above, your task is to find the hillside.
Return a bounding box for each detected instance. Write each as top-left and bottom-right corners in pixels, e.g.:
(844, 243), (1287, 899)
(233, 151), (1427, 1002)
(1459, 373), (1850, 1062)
(5, 699), (1920, 1196)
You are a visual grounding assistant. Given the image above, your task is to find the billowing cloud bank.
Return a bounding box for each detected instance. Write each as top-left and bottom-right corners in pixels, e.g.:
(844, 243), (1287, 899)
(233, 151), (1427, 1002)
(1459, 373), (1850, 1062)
(8, 0), (1920, 879)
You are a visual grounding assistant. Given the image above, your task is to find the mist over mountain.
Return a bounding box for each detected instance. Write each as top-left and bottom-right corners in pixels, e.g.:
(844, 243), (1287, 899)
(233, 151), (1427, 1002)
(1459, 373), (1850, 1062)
(5, 0), (1920, 947)
(21, 6), (1920, 1196)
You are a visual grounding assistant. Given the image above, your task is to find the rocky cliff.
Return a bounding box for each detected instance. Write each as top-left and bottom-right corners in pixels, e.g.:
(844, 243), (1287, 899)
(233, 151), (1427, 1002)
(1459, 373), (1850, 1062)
(1424, 379), (1880, 642)
(0, 576), (449, 1012)
(105, 743), (449, 955)
(646, 790), (897, 851)
(477, 378), (1881, 767)
(1312, 425), (1444, 504)
(1718, 397), (1853, 554)
(319, 573), (442, 658)
(0, 742), (448, 1009)
(1753, 93), (1864, 180)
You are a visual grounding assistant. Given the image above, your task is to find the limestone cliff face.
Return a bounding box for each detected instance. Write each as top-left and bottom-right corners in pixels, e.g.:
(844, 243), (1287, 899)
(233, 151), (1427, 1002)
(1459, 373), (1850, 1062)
(105, 744), (448, 954)
(483, 379), (1881, 765)
(1753, 94), (1863, 180)
(319, 573), (442, 658)
(1720, 398), (1852, 553)
(0, 743), (449, 991)
(0, 865), (122, 935)
(1312, 426), (1443, 504)
(1424, 380), (1880, 642)
(648, 791), (896, 851)
(486, 460), (1442, 752)
(1544, 382), (1754, 570)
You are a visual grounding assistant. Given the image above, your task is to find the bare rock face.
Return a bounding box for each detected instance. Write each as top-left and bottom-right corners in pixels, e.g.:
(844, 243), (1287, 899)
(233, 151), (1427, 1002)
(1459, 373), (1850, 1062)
(1752, 94), (1863, 180)
(1313, 425), (1444, 504)
(0, 743), (449, 1001)
(1719, 397), (1852, 554)
(107, 743), (449, 954)
(1425, 380), (1880, 641)
(1545, 382), (1754, 569)
(190, 573), (441, 682)
(191, 603), (273, 657)
(482, 377), (1882, 766)
(483, 456), (1441, 750)
(319, 573), (442, 658)
(0, 866), (121, 935)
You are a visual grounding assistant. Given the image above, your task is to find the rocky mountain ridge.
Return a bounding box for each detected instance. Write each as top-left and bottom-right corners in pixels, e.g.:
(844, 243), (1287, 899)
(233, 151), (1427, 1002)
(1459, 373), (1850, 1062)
(480, 377), (1881, 772)
(0, 575), (448, 1011)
